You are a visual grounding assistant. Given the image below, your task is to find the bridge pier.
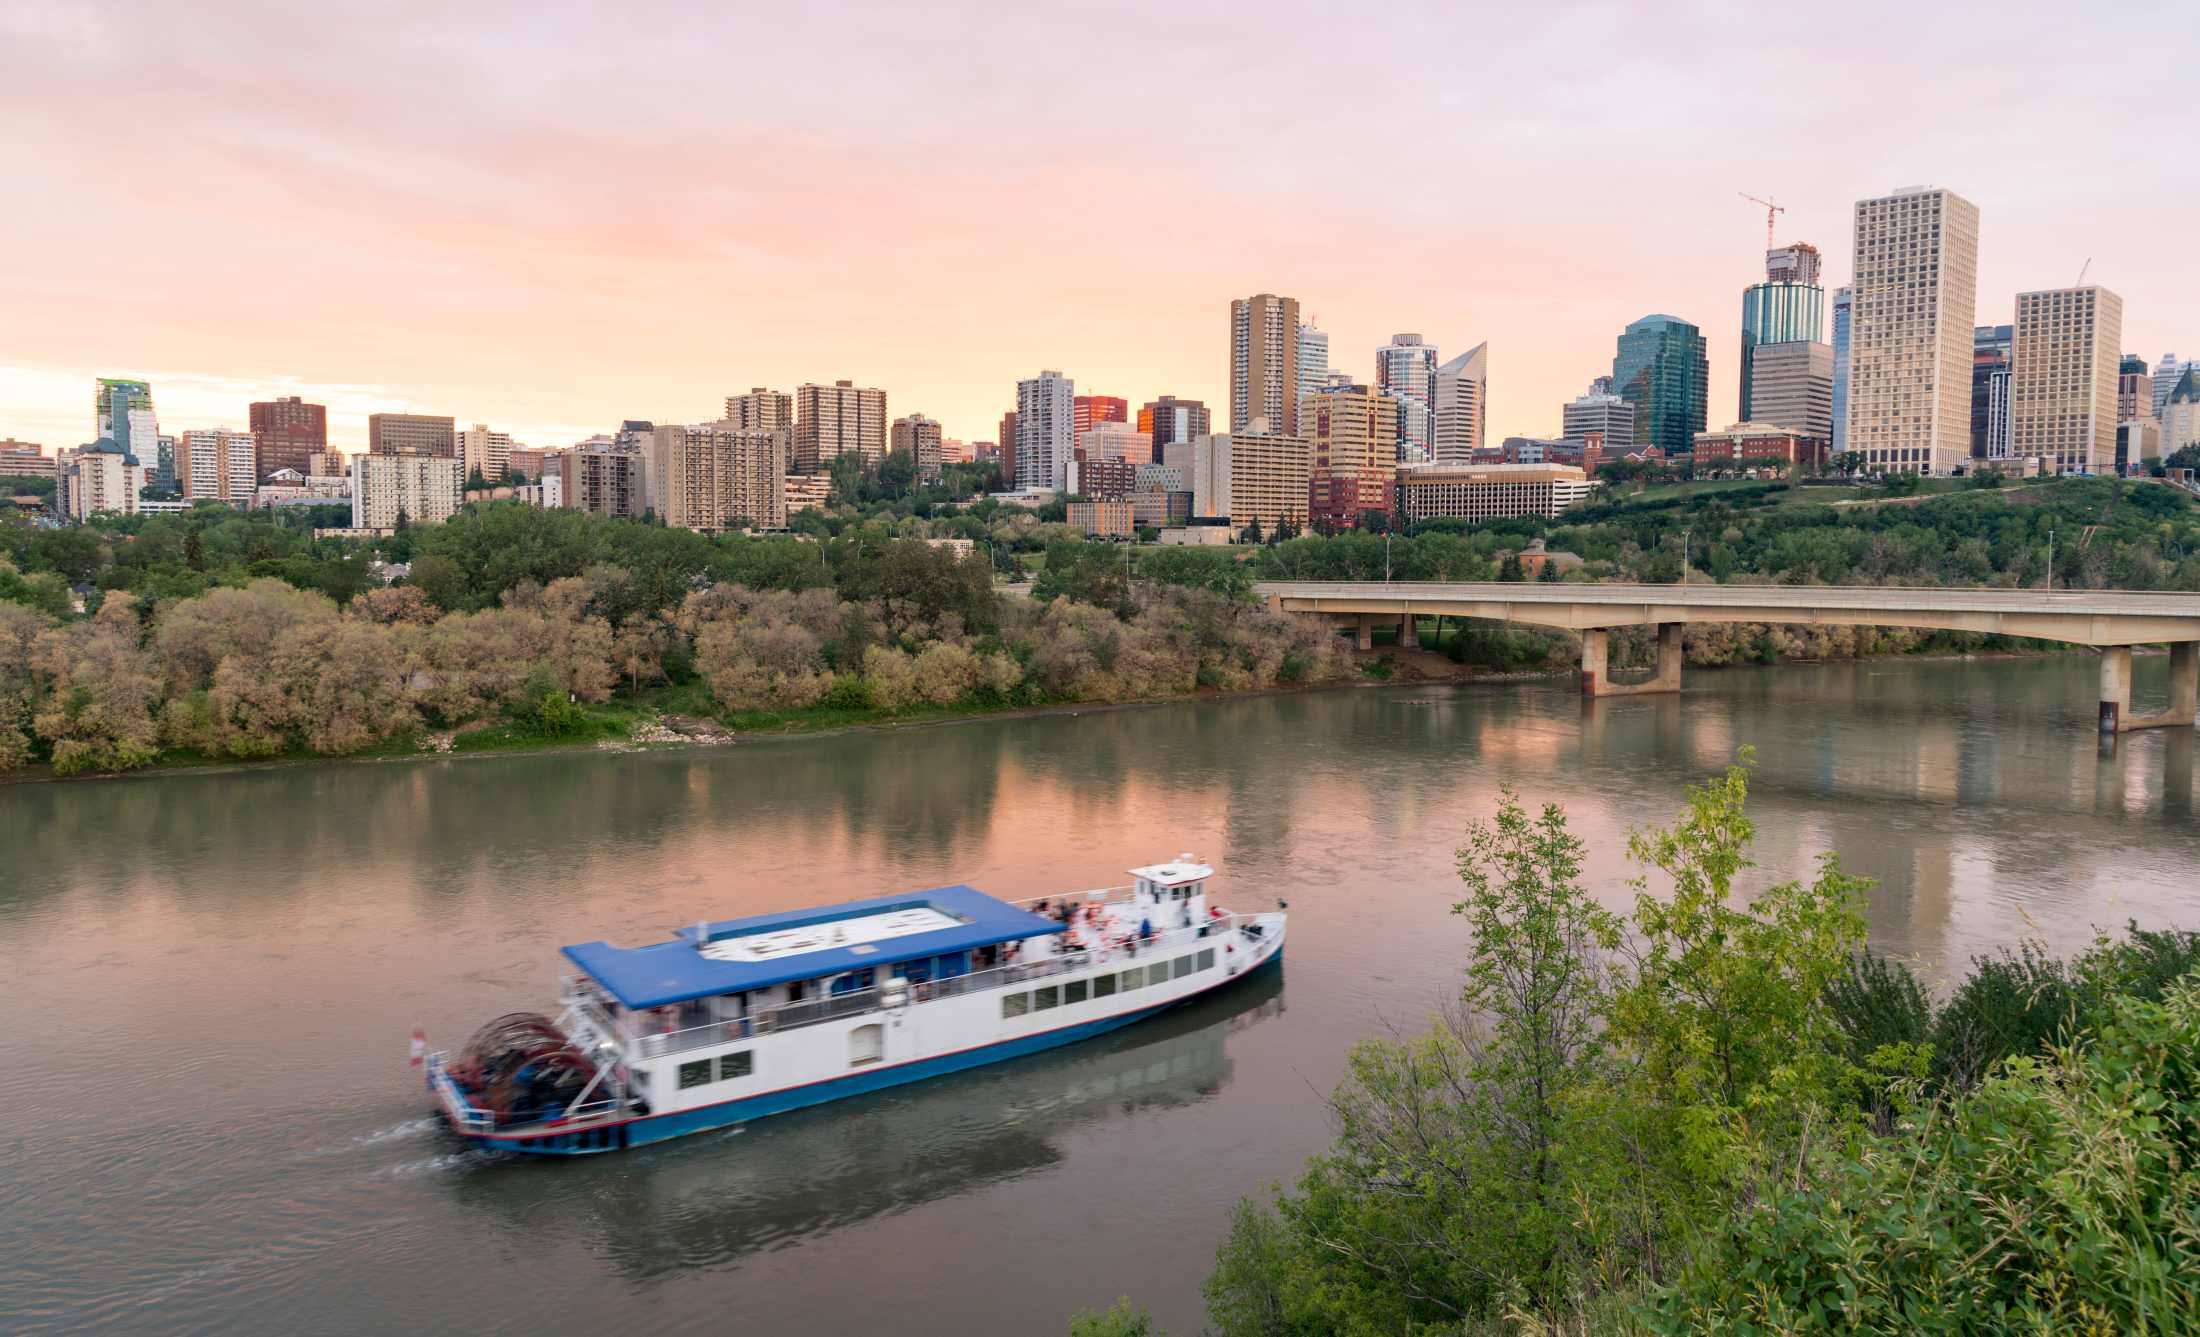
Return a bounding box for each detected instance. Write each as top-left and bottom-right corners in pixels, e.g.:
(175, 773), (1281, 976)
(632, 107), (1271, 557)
(2106, 641), (2200, 733)
(1399, 613), (1419, 649)
(1354, 614), (1373, 652)
(1581, 623), (1683, 697)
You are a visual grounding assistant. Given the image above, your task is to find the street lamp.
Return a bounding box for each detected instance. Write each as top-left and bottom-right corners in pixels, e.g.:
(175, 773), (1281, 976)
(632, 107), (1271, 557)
(1681, 525), (1692, 586)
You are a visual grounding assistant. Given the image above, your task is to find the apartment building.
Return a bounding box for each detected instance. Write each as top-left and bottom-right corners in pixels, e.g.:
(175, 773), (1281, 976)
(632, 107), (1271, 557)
(180, 427), (258, 502)
(2011, 285), (2122, 474)
(367, 413), (457, 457)
(351, 453), (464, 529)
(1846, 186), (1981, 474)
(794, 381), (887, 472)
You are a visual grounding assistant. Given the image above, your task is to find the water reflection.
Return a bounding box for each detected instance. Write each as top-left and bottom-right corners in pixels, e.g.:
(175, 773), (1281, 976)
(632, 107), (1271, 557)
(447, 967), (1285, 1281)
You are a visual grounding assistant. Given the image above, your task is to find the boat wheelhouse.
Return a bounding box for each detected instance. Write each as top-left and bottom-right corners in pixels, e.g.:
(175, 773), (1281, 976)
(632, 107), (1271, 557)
(426, 858), (1285, 1154)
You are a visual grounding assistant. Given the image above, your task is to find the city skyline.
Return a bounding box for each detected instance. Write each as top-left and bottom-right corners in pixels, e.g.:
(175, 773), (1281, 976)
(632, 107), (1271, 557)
(2, 4), (2193, 455)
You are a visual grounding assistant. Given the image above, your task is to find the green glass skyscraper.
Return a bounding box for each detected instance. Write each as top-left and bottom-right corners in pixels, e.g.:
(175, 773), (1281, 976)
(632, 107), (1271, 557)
(1612, 316), (1709, 456)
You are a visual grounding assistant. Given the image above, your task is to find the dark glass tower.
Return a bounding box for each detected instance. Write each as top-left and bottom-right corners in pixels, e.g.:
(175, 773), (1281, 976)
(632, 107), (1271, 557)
(1612, 315), (1709, 455)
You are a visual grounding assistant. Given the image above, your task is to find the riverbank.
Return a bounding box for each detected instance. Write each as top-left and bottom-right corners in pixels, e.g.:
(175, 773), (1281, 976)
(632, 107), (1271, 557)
(1, 635), (2102, 787)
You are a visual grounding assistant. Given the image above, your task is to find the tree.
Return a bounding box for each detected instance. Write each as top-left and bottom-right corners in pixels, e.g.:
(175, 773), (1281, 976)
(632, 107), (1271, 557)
(32, 593), (162, 773)
(1137, 547), (1253, 601)
(406, 552), (469, 612)
(1497, 551), (1525, 581)
(1537, 555), (1560, 582)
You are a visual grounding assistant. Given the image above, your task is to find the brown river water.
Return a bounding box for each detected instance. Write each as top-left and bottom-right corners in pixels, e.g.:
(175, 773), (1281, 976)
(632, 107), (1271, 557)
(3, 654), (2196, 1335)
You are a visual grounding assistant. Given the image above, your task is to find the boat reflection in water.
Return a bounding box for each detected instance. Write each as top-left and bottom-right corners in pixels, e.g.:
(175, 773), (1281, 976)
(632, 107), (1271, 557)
(447, 962), (1284, 1279)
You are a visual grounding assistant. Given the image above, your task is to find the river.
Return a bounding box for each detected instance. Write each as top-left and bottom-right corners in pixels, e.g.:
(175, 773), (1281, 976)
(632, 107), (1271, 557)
(4, 654), (2198, 1335)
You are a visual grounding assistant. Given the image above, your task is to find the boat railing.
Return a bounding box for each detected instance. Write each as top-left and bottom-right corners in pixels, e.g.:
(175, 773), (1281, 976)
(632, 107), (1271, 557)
(619, 912), (1252, 1060)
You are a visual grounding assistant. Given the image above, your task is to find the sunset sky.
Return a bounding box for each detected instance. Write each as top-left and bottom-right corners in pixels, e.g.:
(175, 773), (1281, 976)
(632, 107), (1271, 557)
(3, 1), (2194, 455)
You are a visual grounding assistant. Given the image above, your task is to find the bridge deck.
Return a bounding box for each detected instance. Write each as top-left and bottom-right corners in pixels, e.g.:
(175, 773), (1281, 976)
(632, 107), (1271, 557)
(1256, 581), (2200, 647)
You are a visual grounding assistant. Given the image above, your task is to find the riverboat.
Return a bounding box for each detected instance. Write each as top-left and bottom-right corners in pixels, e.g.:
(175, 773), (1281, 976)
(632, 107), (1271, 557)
(425, 858), (1286, 1155)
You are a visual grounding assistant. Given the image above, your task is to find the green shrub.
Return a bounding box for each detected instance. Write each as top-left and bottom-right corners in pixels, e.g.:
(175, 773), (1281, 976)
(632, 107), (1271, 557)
(820, 674), (878, 712)
(1648, 979), (2200, 1334)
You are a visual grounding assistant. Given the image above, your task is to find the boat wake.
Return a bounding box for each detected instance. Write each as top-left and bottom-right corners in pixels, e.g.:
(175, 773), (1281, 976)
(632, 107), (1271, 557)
(351, 1116), (443, 1147)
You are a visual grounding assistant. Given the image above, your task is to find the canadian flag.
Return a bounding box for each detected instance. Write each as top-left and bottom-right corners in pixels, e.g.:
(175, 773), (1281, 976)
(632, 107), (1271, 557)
(409, 1028), (427, 1067)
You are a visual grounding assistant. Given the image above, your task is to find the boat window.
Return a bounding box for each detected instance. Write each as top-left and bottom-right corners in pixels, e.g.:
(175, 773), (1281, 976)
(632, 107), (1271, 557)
(1094, 973), (1118, 998)
(1119, 967), (1143, 990)
(1197, 949), (1215, 972)
(1173, 955), (1195, 979)
(678, 1060), (712, 1090)
(1065, 979), (1088, 1005)
(1034, 985), (1059, 1011)
(1002, 991), (1029, 1018)
(719, 1051), (752, 1081)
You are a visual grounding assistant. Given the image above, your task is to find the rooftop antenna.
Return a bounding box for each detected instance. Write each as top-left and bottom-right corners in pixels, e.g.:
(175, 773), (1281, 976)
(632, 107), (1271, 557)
(2077, 257), (2092, 285)
(1738, 193), (1786, 251)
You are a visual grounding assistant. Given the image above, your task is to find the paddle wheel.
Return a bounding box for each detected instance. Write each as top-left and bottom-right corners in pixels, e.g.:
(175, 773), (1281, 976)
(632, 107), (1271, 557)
(446, 1013), (599, 1127)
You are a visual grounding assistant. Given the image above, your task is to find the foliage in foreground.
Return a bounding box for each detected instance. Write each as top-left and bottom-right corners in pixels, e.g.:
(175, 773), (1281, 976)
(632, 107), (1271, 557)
(1170, 760), (2200, 1336)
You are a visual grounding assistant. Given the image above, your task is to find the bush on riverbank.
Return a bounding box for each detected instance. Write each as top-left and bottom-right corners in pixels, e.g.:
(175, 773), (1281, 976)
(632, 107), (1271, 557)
(0, 538), (1358, 776)
(1107, 759), (2200, 1337)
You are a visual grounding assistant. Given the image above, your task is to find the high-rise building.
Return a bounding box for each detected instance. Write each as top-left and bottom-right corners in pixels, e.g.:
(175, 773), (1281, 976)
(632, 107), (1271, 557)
(248, 397), (327, 482)
(1433, 343), (1489, 464)
(64, 438), (145, 520)
(1231, 293), (1302, 435)
(1016, 371), (1075, 492)
(1971, 325), (2014, 460)
(2011, 286), (2122, 474)
(95, 378), (153, 442)
(1847, 186), (1981, 474)
(351, 453), (464, 529)
(1303, 383), (1400, 530)
(996, 411), (1018, 488)
(1611, 315), (1709, 456)
(2161, 369), (2200, 454)
(1739, 247), (1826, 421)
(368, 413), (456, 457)
(1746, 341), (1836, 441)
(456, 423), (513, 483)
(1190, 432), (1311, 533)
(649, 423), (789, 531)
(1375, 334), (1438, 464)
(1076, 422), (1151, 464)
(1562, 389), (1636, 451)
(1072, 395), (1128, 441)
(725, 387), (793, 431)
(1764, 243), (1823, 286)
(1141, 396), (1210, 464)
(1296, 321), (1329, 404)
(560, 442), (647, 519)
(891, 414), (943, 480)
(2118, 355), (2155, 423)
(1831, 286), (1853, 453)
(120, 408), (163, 486)
(2153, 354), (2197, 420)
(180, 428), (257, 502)
(794, 380), (887, 473)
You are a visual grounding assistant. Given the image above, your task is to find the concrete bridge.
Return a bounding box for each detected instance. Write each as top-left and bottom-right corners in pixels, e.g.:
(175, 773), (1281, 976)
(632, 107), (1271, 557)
(1256, 580), (2200, 733)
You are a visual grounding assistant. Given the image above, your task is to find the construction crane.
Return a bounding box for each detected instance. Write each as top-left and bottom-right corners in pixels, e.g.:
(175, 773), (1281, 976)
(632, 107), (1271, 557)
(1738, 193), (1786, 250)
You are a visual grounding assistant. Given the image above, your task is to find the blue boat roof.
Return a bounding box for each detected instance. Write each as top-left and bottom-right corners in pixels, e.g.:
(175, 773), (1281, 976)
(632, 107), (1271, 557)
(561, 884), (1065, 1009)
